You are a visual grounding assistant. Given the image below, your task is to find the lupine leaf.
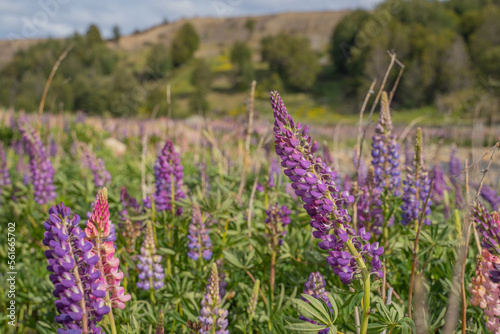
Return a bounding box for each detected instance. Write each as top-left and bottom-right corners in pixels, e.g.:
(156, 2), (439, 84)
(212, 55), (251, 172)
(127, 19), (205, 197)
(301, 294), (331, 325)
(327, 293), (338, 322)
(283, 317), (328, 333)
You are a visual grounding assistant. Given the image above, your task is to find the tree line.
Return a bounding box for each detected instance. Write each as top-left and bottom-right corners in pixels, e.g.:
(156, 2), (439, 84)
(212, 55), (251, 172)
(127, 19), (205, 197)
(0, 0), (499, 118)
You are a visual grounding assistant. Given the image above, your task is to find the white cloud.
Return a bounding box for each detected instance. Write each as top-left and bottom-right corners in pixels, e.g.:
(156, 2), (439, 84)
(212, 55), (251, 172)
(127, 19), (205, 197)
(0, 0), (384, 39)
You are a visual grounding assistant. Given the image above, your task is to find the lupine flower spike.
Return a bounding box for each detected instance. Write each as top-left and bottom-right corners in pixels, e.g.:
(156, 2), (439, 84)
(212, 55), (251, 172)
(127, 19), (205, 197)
(357, 166), (384, 236)
(473, 203), (500, 281)
(401, 128), (432, 226)
(137, 220), (165, 290)
(19, 120), (56, 205)
(270, 91), (383, 285)
(300, 272), (332, 334)
(0, 143), (10, 204)
(371, 92), (401, 195)
(449, 146), (464, 208)
(187, 201), (213, 261)
(470, 249), (500, 333)
(155, 309), (165, 334)
(43, 203), (110, 334)
(154, 140), (186, 215)
(81, 145), (111, 187)
(85, 188), (131, 333)
(199, 263), (229, 334)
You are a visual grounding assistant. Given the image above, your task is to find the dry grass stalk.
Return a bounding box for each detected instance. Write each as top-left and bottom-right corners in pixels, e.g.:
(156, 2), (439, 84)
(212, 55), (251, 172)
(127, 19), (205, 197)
(37, 44), (73, 134)
(238, 80), (257, 198)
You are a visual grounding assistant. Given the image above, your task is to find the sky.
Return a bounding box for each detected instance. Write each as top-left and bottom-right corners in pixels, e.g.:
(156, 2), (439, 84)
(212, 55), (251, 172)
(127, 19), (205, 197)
(0, 0), (383, 40)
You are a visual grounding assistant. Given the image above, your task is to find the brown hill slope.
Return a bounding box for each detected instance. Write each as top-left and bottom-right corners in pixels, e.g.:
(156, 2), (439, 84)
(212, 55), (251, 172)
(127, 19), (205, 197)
(0, 11), (350, 67)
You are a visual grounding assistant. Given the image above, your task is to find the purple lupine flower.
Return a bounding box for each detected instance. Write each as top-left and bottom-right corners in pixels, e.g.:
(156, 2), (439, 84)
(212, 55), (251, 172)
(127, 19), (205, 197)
(401, 128), (432, 226)
(198, 162), (211, 195)
(119, 186), (142, 221)
(371, 92), (401, 196)
(0, 144), (11, 198)
(187, 202), (213, 261)
(322, 144), (335, 173)
(449, 146), (464, 208)
(354, 149), (368, 186)
(473, 203), (500, 282)
(154, 140), (186, 215)
(215, 259), (227, 300)
(479, 185), (500, 212)
(268, 158), (282, 189)
(357, 167), (384, 236)
(431, 164), (449, 204)
(404, 139), (412, 169)
(299, 272), (332, 334)
(265, 203), (292, 247)
(19, 120), (56, 205)
(137, 221), (165, 290)
(81, 145), (111, 188)
(49, 136), (58, 158)
(199, 263), (229, 334)
(431, 164), (450, 218)
(270, 91), (383, 284)
(43, 203), (110, 334)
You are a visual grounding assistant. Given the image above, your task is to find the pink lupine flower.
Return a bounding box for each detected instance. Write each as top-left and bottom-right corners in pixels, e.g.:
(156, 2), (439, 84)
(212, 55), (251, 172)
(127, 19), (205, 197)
(470, 248), (500, 333)
(86, 188), (131, 310)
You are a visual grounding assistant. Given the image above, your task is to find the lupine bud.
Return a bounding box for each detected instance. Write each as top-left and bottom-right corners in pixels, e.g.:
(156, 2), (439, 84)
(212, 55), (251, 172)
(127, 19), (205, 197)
(43, 203), (109, 334)
(154, 140), (186, 215)
(86, 188), (131, 309)
(270, 91), (383, 284)
(401, 128), (432, 226)
(137, 221), (165, 290)
(265, 203), (291, 247)
(247, 279), (260, 318)
(470, 249), (500, 333)
(155, 309), (165, 334)
(81, 145), (111, 187)
(199, 263), (229, 334)
(19, 120), (56, 204)
(187, 202), (213, 261)
(299, 272), (332, 334)
(371, 92), (401, 195)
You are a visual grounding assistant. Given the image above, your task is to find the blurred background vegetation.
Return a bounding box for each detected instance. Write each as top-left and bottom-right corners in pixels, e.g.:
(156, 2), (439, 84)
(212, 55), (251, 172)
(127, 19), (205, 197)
(1, 0), (500, 124)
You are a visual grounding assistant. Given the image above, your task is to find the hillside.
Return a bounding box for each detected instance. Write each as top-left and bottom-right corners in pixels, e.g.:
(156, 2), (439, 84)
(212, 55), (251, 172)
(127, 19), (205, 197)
(0, 11), (350, 68)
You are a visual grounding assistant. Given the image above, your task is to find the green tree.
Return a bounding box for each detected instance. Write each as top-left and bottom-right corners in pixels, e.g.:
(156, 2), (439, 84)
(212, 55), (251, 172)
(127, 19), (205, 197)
(261, 33), (320, 91)
(112, 25), (121, 42)
(171, 23), (200, 67)
(86, 24), (104, 46)
(189, 59), (213, 114)
(145, 43), (171, 79)
(230, 41), (254, 90)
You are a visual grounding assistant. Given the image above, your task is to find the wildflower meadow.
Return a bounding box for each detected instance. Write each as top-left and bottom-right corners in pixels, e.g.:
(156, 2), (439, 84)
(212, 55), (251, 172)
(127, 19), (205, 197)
(0, 85), (500, 334)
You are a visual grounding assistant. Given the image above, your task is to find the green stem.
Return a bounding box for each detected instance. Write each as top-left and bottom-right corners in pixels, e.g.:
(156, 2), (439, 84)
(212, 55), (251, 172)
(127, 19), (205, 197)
(345, 240), (371, 334)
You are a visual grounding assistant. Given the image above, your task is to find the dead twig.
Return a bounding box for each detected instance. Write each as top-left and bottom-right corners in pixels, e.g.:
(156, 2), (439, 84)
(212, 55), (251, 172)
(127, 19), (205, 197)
(37, 44), (73, 134)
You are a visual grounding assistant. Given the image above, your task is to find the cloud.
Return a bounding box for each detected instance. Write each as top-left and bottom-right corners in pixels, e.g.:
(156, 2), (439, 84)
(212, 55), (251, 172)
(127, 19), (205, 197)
(0, 0), (383, 39)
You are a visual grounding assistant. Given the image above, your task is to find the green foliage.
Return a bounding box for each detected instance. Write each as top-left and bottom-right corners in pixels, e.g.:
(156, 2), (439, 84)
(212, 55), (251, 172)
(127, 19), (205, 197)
(189, 59), (213, 114)
(171, 23), (200, 67)
(230, 41), (254, 90)
(245, 18), (256, 34)
(113, 25), (121, 42)
(261, 33), (320, 91)
(144, 43), (172, 80)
